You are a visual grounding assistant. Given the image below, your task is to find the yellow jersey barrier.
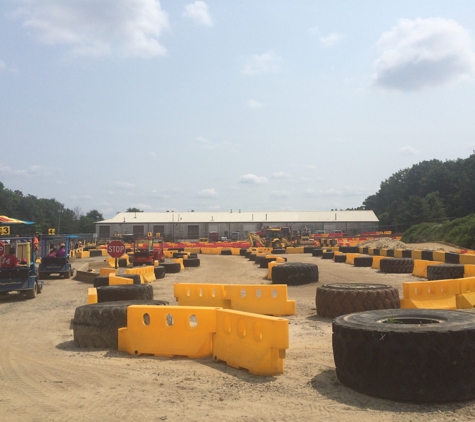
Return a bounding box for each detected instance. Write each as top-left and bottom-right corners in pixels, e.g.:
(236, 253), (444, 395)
(125, 266), (155, 283)
(461, 255), (475, 265)
(412, 260), (444, 278)
(267, 260), (285, 280)
(465, 265), (475, 277)
(201, 247), (222, 255)
(345, 253), (361, 265)
(230, 248), (242, 255)
(118, 306), (217, 358)
(433, 251), (446, 262)
(174, 283), (295, 316)
(100, 268), (116, 276)
(184, 247), (201, 254)
(107, 254), (129, 267)
(76, 251), (90, 259)
(173, 258), (185, 270)
(371, 256), (391, 270)
(400, 280), (459, 310)
(87, 287), (98, 304)
(394, 249), (405, 258)
(285, 246), (304, 254)
(411, 250), (423, 260)
(213, 309), (288, 376)
(109, 274), (135, 285)
(164, 250), (175, 258)
(456, 277), (475, 308)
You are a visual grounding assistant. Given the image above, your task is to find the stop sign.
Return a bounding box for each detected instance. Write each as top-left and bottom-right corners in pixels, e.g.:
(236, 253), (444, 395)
(107, 240), (126, 258)
(0, 242), (4, 258)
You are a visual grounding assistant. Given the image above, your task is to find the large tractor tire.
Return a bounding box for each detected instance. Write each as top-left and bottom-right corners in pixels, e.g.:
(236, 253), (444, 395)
(154, 266), (166, 279)
(332, 309), (475, 402)
(379, 258), (414, 273)
(334, 254), (347, 263)
(162, 262), (181, 274)
(312, 248), (323, 257)
(316, 283), (400, 319)
(271, 263), (318, 286)
(322, 252), (334, 260)
(271, 249), (286, 255)
(73, 300), (169, 349)
(353, 256), (373, 267)
(183, 258), (200, 268)
(427, 264), (465, 280)
(96, 284), (153, 303)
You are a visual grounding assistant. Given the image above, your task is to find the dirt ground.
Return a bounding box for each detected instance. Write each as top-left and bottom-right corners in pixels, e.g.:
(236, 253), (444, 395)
(2, 243), (475, 421)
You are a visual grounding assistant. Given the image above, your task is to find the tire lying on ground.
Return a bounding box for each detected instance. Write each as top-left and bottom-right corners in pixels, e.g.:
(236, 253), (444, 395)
(334, 254), (346, 263)
(427, 264), (465, 281)
(96, 284), (153, 303)
(162, 262), (181, 273)
(316, 283), (400, 319)
(271, 249), (286, 255)
(353, 256), (373, 267)
(271, 262), (318, 285)
(154, 266), (165, 279)
(221, 249), (232, 256)
(73, 300), (169, 349)
(94, 275), (110, 287)
(380, 258), (414, 274)
(332, 309), (475, 403)
(322, 252), (334, 260)
(183, 257), (200, 268)
(259, 256), (287, 268)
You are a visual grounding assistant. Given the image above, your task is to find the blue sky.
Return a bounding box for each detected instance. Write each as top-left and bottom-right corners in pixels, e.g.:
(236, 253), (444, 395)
(1, 1), (475, 219)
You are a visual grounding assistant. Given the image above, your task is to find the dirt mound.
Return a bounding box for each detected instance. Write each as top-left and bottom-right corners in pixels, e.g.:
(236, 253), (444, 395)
(357, 237), (408, 250)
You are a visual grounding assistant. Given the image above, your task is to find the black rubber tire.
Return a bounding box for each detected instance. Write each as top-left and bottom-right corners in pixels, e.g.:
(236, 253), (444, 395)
(25, 281), (38, 299)
(332, 309), (475, 403)
(339, 246), (360, 253)
(183, 258), (200, 268)
(94, 275), (110, 287)
(271, 263), (318, 286)
(316, 283), (400, 319)
(254, 255), (265, 265)
(259, 256), (287, 268)
(421, 250), (434, 261)
(73, 300), (169, 349)
(221, 249), (232, 255)
(334, 254), (347, 263)
(303, 246), (315, 254)
(402, 249), (412, 258)
(119, 274), (141, 285)
(427, 264), (465, 281)
(172, 252), (187, 258)
(445, 252), (460, 264)
(312, 248), (323, 257)
(119, 257), (128, 268)
(272, 249), (286, 255)
(162, 262), (181, 273)
(239, 248), (247, 256)
(154, 266), (165, 279)
(245, 251), (252, 258)
(38, 272), (48, 280)
(322, 252), (334, 260)
(96, 284), (153, 303)
(380, 258), (414, 274)
(353, 256), (373, 267)
(248, 253), (257, 262)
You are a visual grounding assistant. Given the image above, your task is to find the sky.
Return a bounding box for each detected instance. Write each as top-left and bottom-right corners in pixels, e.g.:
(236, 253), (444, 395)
(1, 0), (475, 219)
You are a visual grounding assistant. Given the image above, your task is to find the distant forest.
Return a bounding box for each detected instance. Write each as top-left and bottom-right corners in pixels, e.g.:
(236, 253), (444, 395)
(362, 153), (475, 233)
(0, 182), (103, 235)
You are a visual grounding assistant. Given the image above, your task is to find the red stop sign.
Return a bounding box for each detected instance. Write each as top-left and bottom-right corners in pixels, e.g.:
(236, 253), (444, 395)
(107, 240), (126, 258)
(0, 242), (5, 258)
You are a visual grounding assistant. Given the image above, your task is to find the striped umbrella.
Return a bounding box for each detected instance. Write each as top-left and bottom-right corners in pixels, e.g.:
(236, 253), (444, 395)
(0, 215), (35, 225)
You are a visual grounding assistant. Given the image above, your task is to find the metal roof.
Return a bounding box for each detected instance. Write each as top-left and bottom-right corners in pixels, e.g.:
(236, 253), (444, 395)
(97, 210), (378, 224)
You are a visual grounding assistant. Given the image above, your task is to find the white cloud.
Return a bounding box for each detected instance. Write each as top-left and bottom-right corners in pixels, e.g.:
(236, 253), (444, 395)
(113, 181), (135, 189)
(183, 1), (213, 27)
(198, 188), (217, 197)
(15, 0), (169, 58)
(399, 146), (418, 155)
(239, 174), (268, 184)
(372, 18), (475, 91)
(241, 51), (281, 75)
(319, 33), (342, 48)
(247, 99), (264, 108)
(133, 203), (153, 210)
(271, 172), (291, 179)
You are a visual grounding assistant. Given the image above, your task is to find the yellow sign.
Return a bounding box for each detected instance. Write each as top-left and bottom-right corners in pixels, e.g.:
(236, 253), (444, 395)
(147, 232), (153, 237)
(155, 232), (161, 237)
(0, 226), (10, 235)
(48, 228), (56, 235)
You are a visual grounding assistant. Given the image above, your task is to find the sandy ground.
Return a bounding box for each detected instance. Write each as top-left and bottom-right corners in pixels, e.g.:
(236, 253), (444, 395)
(1, 243), (475, 421)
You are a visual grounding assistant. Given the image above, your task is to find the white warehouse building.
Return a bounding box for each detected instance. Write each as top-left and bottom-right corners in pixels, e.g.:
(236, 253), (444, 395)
(95, 210), (379, 241)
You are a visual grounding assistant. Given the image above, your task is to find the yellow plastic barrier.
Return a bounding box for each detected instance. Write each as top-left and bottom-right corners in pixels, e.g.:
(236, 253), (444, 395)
(433, 251), (446, 262)
(118, 306), (218, 358)
(164, 250), (175, 259)
(76, 251), (90, 259)
(412, 260), (444, 278)
(461, 255), (475, 265)
(201, 247), (222, 255)
(107, 255), (129, 268)
(175, 284), (229, 308)
(125, 266), (155, 283)
(455, 277), (475, 309)
(100, 268), (116, 276)
(465, 265), (475, 277)
(411, 250), (423, 260)
(87, 287), (97, 304)
(173, 258), (185, 270)
(230, 248), (242, 255)
(394, 249), (405, 258)
(109, 274), (135, 285)
(184, 247), (201, 254)
(379, 249), (389, 257)
(285, 246), (304, 254)
(400, 280), (459, 310)
(267, 260), (285, 280)
(345, 253), (361, 265)
(256, 247), (272, 254)
(372, 256), (392, 270)
(213, 309), (289, 376)
(223, 284), (295, 316)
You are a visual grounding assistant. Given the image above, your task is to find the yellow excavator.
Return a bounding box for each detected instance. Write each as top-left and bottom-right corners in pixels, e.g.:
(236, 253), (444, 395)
(247, 228), (292, 249)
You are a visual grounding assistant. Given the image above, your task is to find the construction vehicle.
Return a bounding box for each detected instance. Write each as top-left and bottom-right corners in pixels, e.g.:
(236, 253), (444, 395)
(132, 236), (164, 266)
(247, 228), (292, 249)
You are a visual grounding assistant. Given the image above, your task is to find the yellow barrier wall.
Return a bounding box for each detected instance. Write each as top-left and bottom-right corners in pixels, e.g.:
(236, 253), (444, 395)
(372, 256), (391, 270)
(412, 260), (444, 278)
(201, 248), (222, 255)
(107, 255), (129, 267)
(184, 248), (201, 254)
(379, 249), (388, 257)
(76, 251), (90, 259)
(164, 250), (175, 258)
(118, 306), (217, 358)
(173, 258), (185, 270)
(87, 287), (97, 304)
(100, 268), (116, 276)
(456, 277), (475, 308)
(175, 284), (229, 308)
(267, 261), (284, 280)
(213, 309), (288, 376)
(109, 274), (135, 285)
(125, 266), (155, 283)
(461, 255), (475, 265)
(432, 251), (446, 262)
(400, 279), (459, 310)
(411, 250), (423, 260)
(285, 247), (304, 254)
(465, 265), (475, 277)
(231, 248), (242, 255)
(394, 249), (405, 258)
(345, 253), (361, 265)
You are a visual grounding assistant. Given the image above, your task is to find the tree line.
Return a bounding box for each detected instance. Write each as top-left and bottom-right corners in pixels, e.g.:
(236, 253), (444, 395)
(0, 182), (103, 235)
(362, 153), (475, 233)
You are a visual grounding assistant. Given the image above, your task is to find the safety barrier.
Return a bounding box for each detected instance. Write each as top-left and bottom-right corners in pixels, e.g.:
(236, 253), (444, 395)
(125, 266), (155, 283)
(213, 309), (288, 376)
(455, 277), (475, 309)
(400, 279), (459, 310)
(87, 287), (98, 304)
(465, 265), (475, 278)
(230, 248), (242, 255)
(461, 255), (475, 265)
(173, 258), (185, 270)
(164, 250), (175, 259)
(411, 250), (423, 260)
(118, 306), (218, 358)
(285, 246), (304, 254)
(371, 256), (391, 270)
(184, 247), (201, 254)
(200, 248), (222, 255)
(109, 274), (135, 285)
(175, 284), (229, 308)
(267, 260), (285, 280)
(433, 251), (446, 262)
(345, 253), (361, 265)
(76, 251), (90, 259)
(100, 268), (116, 276)
(107, 255), (129, 268)
(412, 260), (444, 278)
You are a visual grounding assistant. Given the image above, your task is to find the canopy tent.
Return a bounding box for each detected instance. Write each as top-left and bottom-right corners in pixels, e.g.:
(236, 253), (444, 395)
(0, 215), (36, 225)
